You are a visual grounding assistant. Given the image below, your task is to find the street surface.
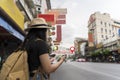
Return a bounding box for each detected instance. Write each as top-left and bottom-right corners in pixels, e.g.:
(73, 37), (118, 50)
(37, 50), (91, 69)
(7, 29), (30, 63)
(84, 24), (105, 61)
(50, 62), (120, 80)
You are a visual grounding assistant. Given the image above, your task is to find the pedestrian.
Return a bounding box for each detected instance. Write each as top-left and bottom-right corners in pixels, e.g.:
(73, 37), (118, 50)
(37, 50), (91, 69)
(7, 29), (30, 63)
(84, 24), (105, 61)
(22, 18), (66, 80)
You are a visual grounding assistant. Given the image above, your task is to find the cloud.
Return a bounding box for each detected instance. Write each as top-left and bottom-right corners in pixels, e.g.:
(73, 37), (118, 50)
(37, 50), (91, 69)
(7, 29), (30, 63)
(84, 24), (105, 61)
(51, 0), (120, 48)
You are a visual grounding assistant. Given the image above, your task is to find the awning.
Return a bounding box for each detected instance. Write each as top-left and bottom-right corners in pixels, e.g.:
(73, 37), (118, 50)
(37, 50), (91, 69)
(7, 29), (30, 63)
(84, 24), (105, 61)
(0, 17), (24, 41)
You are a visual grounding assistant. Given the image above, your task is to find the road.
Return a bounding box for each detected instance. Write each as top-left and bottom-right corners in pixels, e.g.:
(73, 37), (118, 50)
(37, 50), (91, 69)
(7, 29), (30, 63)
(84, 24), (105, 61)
(50, 62), (120, 80)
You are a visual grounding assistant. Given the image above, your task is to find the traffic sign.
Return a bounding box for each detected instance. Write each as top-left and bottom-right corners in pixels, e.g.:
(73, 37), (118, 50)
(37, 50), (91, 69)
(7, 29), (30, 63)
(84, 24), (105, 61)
(70, 46), (75, 53)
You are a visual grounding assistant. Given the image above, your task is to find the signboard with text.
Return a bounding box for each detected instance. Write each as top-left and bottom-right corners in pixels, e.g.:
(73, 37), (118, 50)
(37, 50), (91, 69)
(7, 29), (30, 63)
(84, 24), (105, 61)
(0, 0), (24, 30)
(38, 14), (55, 25)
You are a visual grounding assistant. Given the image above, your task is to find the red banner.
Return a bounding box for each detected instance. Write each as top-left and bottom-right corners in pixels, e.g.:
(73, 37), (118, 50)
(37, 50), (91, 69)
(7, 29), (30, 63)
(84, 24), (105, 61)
(88, 32), (94, 42)
(56, 20), (66, 24)
(38, 14), (54, 24)
(56, 25), (62, 42)
(57, 15), (66, 19)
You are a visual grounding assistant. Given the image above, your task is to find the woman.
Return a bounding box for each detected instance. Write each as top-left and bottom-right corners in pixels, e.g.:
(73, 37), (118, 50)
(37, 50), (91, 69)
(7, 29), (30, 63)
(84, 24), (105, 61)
(23, 18), (66, 80)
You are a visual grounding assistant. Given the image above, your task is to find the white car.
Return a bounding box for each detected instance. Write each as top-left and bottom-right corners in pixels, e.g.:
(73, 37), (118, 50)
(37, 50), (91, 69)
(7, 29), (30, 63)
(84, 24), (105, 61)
(76, 58), (86, 62)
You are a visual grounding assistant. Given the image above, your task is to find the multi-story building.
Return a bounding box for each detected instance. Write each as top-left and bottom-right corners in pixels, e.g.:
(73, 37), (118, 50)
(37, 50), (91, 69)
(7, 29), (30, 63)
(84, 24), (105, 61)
(88, 12), (120, 51)
(74, 37), (87, 57)
(0, 0), (52, 67)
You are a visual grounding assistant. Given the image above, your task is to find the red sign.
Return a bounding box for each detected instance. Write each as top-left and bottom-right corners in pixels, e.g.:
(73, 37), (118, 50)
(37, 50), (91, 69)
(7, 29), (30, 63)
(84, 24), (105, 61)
(70, 46), (75, 53)
(58, 15), (66, 19)
(56, 20), (66, 24)
(38, 14), (54, 24)
(56, 25), (62, 42)
(88, 32), (94, 42)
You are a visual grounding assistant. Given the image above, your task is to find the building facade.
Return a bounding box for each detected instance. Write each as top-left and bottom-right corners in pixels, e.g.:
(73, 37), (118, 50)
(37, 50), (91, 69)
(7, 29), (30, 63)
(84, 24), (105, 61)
(74, 37), (87, 57)
(0, 0), (52, 68)
(88, 12), (120, 48)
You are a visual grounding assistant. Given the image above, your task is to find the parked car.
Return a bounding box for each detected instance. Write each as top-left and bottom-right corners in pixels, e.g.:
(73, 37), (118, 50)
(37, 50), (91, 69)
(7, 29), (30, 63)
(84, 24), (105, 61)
(76, 58), (86, 62)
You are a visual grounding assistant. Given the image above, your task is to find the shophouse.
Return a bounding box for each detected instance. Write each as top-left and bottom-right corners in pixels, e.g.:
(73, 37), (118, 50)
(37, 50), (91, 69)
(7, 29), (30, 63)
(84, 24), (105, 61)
(88, 12), (120, 62)
(0, 0), (51, 67)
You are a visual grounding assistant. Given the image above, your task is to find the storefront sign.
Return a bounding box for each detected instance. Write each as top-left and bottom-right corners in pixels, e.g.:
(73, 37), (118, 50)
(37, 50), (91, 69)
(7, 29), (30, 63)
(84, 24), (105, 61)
(57, 15), (66, 19)
(56, 20), (66, 24)
(0, 0), (24, 30)
(38, 14), (54, 25)
(45, 9), (67, 25)
(0, 17), (24, 41)
(49, 8), (67, 14)
(56, 25), (62, 42)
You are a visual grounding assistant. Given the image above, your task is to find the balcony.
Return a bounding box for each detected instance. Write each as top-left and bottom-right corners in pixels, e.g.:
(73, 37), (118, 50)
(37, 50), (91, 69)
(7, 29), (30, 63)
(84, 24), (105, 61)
(16, 0), (37, 21)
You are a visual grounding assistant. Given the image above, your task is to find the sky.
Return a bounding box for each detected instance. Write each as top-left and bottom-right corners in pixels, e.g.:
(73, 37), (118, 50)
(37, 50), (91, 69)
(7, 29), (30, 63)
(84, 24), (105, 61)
(51, 0), (120, 48)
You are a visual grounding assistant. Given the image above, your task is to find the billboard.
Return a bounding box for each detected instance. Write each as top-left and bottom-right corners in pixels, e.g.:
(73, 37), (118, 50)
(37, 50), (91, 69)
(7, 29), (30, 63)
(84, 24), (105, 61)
(56, 14), (66, 24)
(58, 15), (66, 19)
(0, 0), (24, 30)
(49, 8), (67, 14)
(45, 8), (67, 25)
(56, 20), (66, 24)
(56, 25), (62, 42)
(38, 14), (55, 25)
(88, 32), (94, 47)
(88, 32), (94, 42)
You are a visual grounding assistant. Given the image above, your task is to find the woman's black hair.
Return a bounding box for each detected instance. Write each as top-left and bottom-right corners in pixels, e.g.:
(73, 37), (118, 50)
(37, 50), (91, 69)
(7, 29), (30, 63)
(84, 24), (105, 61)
(18, 28), (47, 50)
(26, 28), (47, 41)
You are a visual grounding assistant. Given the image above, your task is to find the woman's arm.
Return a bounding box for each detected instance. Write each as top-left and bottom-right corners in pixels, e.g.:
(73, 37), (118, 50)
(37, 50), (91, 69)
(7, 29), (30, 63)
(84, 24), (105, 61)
(39, 53), (65, 74)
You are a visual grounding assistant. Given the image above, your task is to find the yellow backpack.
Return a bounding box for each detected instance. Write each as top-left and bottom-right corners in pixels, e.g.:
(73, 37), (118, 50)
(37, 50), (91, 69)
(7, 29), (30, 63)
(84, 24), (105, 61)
(0, 50), (29, 80)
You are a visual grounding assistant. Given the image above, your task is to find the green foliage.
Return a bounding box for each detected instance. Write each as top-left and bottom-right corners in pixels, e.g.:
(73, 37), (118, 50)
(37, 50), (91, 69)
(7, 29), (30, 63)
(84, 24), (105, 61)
(91, 50), (100, 57)
(90, 48), (110, 57)
(103, 49), (110, 55)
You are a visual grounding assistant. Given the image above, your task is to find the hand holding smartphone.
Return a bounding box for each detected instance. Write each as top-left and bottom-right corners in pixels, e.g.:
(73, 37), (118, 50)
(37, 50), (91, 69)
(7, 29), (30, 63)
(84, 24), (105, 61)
(57, 55), (66, 62)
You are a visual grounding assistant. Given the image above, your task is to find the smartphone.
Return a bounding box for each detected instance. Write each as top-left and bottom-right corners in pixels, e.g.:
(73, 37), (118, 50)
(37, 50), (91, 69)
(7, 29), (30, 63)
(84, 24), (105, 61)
(56, 55), (66, 61)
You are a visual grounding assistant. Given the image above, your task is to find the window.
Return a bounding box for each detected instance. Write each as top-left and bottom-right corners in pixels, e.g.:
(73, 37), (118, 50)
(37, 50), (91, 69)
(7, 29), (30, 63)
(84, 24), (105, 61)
(106, 36), (108, 39)
(104, 22), (106, 27)
(101, 21), (102, 25)
(112, 27), (114, 30)
(113, 33), (115, 37)
(101, 28), (103, 33)
(101, 35), (104, 38)
(105, 29), (107, 34)
(109, 30), (111, 35)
